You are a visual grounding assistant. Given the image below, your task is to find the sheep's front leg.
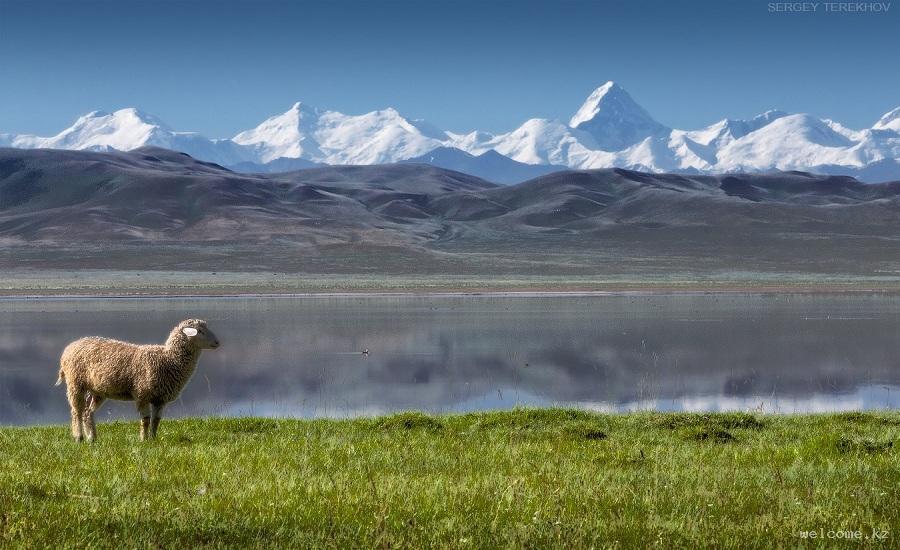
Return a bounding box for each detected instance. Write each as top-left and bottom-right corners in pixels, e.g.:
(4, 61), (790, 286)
(137, 401), (152, 441)
(150, 402), (165, 439)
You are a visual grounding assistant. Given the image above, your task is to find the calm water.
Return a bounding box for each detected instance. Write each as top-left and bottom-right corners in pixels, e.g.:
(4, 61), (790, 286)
(1, 294), (899, 425)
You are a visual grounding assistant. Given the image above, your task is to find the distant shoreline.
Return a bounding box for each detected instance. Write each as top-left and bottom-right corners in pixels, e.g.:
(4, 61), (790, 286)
(5, 288), (900, 299)
(3, 269), (900, 297)
(6, 290), (900, 300)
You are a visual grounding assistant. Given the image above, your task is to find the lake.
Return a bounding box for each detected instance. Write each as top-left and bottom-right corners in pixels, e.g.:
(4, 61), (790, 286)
(1, 293), (899, 425)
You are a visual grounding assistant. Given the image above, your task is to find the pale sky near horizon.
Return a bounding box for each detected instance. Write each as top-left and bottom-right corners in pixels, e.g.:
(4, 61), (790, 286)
(1, 0), (897, 137)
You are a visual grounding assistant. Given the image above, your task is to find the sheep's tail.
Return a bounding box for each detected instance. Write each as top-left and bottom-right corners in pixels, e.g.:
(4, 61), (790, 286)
(55, 370), (65, 387)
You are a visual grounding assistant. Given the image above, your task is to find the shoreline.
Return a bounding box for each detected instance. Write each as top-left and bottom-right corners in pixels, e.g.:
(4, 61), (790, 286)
(4, 269), (900, 297)
(4, 285), (900, 299)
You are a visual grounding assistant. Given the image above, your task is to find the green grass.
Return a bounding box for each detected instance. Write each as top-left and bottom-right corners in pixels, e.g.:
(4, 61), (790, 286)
(1, 410), (898, 548)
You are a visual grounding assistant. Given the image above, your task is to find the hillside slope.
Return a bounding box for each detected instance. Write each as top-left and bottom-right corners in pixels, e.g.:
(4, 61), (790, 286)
(1, 147), (898, 277)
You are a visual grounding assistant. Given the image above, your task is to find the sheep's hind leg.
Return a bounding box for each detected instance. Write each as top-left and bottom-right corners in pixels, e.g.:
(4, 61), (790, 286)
(66, 384), (86, 442)
(83, 393), (105, 442)
(150, 402), (165, 439)
(137, 401), (152, 441)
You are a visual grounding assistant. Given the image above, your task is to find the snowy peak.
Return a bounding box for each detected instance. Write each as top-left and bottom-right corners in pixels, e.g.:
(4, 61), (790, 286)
(722, 110), (789, 139)
(715, 113), (863, 172)
(288, 101), (314, 113)
(752, 109), (789, 125)
(233, 101), (449, 165)
(236, 101), (322, 136)
(11, 108), (176, 151)
(568, 81), (668, 151)
(7, 107), (258, 167)
(873, 107), (900, 132)
(482, 118), (599, 167)
(568, 81), (621, 127)
(69, 108), (172, 135)
(232, 102), (325, 162)
(685, 110), (790, 148)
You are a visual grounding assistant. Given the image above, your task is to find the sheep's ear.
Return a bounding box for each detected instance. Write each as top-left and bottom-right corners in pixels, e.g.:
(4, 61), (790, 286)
(182, 327), (198, 337)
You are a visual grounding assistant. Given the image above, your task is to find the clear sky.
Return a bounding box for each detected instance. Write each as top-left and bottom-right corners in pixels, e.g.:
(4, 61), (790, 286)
(1, 0), (897, 137)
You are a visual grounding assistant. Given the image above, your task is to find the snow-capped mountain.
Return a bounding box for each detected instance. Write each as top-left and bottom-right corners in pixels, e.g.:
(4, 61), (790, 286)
(873, 107), (900, 132)
(9, 108), (171, 151)
(568, 81), (670, 150)
(232, 102), (448, 165)
(452, 118), (601, 167)
(3, 108), (252, 166)
(443, 83), (898, 180)
(1, 82), (898, 182)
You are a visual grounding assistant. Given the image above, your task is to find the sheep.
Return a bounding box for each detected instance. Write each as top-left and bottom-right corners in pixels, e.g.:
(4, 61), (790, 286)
(55, 318), (220, 442)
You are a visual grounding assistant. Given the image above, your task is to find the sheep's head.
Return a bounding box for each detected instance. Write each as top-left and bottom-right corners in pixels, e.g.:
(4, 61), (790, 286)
(171, 319), (221, 351)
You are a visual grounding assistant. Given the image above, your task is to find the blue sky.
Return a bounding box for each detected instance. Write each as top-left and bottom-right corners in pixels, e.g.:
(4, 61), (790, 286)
(1, 0), (897, 137)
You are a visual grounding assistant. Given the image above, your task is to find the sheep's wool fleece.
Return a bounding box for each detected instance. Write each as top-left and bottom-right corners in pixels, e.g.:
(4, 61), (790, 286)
(59, 321), (203, 404)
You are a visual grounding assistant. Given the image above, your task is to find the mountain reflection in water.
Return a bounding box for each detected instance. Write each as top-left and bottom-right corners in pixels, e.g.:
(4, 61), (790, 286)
(1, 294), (898, 425)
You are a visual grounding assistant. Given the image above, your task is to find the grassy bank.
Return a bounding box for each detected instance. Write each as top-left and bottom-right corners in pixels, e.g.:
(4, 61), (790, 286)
(1, 410), (898, 548)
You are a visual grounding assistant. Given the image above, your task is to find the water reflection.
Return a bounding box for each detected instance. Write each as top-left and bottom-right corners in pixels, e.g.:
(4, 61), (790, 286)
(1, 294), (898, 425)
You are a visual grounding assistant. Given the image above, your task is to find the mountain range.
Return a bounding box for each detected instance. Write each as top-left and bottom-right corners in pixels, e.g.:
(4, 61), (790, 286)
(1, 82), (898, 183)
(2, 147), (899, 277)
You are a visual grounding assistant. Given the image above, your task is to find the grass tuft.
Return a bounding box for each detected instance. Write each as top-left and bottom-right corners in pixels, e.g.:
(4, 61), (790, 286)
(220, 417), (282, 434)
(687, 427), (736, 443)
(835, 436), (895, 454)
(581, 428), (608, 440)
(561, 420), (609, 440)
(374, 411), (444, 431)
(835, 411), (900, 426)
(168, 433), (194, 445)
(469, 407), (599, 431)
(22, 484), (50, 500)
(652, 412), (765, 431)
(836, 411), (871, 424)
